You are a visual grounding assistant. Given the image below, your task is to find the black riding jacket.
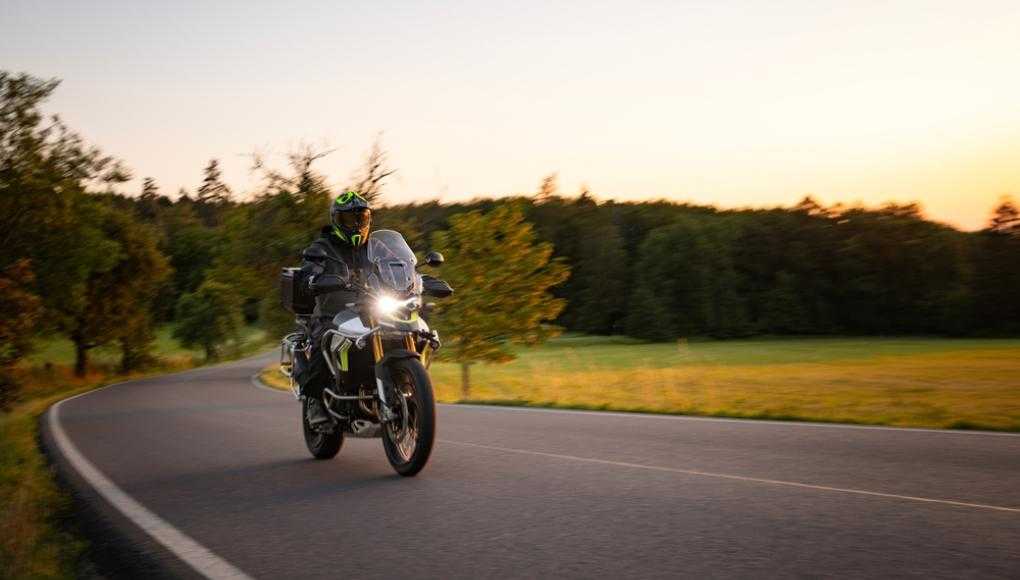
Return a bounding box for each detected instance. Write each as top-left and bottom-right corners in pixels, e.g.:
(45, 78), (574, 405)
(300, 225), (368, 320)
(301, 225), (451, 323)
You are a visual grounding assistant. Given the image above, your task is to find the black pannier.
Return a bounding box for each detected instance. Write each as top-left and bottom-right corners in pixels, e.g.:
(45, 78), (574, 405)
(280, 267), (315, 315)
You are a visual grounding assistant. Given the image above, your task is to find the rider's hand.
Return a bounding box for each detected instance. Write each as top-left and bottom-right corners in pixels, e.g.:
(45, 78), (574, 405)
(422, 275), (453, 298)
(309, 274), (349, 295)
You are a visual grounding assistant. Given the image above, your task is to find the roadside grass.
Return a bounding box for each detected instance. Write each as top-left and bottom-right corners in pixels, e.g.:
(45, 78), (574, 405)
(261, 336), (1020, 432)
(25, 325), (267, 368)
(0, 325), (271, 579)
(259, 368), (292, 391)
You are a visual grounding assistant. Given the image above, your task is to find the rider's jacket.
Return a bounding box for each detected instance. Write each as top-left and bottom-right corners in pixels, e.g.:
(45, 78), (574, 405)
(300, 225), (368, 320)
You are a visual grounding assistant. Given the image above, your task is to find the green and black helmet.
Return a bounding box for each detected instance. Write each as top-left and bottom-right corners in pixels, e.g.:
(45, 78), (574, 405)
(330, 191), (371, 246)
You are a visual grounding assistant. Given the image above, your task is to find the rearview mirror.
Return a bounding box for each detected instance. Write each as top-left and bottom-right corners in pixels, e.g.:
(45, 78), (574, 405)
(424, 251), (444, 267)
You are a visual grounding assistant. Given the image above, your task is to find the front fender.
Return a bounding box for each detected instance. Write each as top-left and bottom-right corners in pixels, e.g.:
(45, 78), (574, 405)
(374, 349), (423, 421)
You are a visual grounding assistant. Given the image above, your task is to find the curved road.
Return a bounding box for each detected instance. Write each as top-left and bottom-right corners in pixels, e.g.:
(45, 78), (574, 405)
(42, 353), (1020, 578)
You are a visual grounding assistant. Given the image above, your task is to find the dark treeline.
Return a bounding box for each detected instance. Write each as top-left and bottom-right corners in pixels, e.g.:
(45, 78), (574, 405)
(90, 180), (1020, 345)
(383, 187), (1020, 340)
(3, 70), (1020, 403)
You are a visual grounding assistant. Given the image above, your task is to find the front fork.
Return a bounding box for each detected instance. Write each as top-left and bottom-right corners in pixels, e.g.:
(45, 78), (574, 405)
(368, 318), (418, 423)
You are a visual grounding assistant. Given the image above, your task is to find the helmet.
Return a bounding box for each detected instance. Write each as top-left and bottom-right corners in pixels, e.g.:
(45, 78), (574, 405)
(330, 191), (371, 246)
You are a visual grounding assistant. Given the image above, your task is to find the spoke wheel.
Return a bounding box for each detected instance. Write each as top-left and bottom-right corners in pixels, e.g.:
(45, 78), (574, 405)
(382, 358), (435, 476)
(302, 397), (343, 459)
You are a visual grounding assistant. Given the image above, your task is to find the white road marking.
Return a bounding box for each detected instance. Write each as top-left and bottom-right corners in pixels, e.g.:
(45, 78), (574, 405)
(49, 387), (253, 580)
(252, 370), (1019, 512)
(441, 439), (1020, 514)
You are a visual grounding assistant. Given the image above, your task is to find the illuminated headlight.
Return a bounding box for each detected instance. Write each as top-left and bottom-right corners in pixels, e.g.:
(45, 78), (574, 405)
(375, 295), (415, 317)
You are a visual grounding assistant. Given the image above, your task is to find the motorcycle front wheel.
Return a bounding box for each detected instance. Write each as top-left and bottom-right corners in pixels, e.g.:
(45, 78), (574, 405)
(302, 397), (343, 459)
(382, 358), (436, 476)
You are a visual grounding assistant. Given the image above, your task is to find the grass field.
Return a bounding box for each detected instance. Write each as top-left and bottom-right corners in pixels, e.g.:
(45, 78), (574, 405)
(422, 336), (1020, 431)
(1, 324), (271, 579)
(259, 336), (1020, 431)
(26, 325), (267, 369)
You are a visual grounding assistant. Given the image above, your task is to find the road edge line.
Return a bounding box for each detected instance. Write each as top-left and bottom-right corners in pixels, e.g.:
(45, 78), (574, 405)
(47, 382), (255, 580)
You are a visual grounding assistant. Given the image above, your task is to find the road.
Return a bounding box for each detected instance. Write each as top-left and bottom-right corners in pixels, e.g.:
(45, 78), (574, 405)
(42, 353), (1020, 579)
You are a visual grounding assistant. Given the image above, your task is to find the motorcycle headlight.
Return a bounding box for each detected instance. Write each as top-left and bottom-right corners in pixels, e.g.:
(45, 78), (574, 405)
(375, 295), (415, 317)
(376, 295), (402, 316)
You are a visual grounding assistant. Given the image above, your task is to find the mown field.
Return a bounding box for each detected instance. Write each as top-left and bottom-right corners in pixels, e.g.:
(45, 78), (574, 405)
(259, 336), (1020, 431)
(425, 336), (1020, 431)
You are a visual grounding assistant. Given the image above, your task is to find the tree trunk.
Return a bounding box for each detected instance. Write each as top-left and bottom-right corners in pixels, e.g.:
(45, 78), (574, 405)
(460, 362), (472, 400)
(74, 340), (89, 377)
(119, 338), (151, 374)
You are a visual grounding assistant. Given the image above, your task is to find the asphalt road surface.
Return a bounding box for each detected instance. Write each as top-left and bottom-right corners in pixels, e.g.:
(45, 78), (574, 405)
(42, 353), (1020, 579)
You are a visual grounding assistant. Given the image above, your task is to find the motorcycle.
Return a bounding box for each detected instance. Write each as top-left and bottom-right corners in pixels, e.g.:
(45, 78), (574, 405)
(278, 230), (452, 476)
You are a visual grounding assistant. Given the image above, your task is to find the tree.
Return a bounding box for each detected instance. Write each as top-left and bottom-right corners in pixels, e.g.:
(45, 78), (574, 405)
(561, 201), (628, 334)
(137, 176), (163, 221)
(569, 223), (628, 334)
(164, 213), (220, 295)
(217, 145), (334, 337)
(0, 260), (42, 407)
(989, 196), (1020, 237)
(762, 271), (809, 333)
(0, 74), (130, 221)
(535, 173), (559, 204)
(63, 199), (171, 375)
(972, 198), (1020, 334)
(173, 281), (244, 361)
(624, 285), (673, 341)
(1, 71), (133, 370)
(347, 136), (394, 203)
(430, 204), (569, 397)
(106, 209), (172, 372)
(626, 219), (715, 339)
(196, 158), (231, 204)
(140, 176), (159, 200)
(194, 158), (232, 226)
(794, 195), (826, 217)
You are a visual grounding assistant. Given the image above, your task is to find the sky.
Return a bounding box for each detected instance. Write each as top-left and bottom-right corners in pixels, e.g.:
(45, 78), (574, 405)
(3, 0), (1020, 230)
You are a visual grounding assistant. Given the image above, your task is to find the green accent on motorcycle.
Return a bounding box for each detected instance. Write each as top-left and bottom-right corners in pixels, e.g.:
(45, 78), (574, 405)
(338, 340), (351, 372)
(386, 310), (419, 324)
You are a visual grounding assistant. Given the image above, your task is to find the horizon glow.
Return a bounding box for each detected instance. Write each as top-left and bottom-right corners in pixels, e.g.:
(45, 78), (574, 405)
(3, 0), (1020, 230)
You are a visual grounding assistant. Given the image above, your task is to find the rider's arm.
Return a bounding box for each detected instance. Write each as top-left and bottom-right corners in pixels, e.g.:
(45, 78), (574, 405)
(301, 245), (350, 295)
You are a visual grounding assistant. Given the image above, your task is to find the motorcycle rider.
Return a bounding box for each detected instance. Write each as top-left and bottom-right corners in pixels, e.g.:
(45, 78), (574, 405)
(297, 190), (373, 427)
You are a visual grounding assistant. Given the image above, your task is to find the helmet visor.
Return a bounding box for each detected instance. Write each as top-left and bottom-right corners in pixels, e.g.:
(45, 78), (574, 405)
(338, 208), (371, 230)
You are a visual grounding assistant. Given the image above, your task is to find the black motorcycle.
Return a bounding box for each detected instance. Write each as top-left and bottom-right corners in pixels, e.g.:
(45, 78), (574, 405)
(279, 230), (452, 476)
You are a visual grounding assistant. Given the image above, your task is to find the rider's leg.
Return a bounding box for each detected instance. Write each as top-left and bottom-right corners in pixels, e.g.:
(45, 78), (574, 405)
(302, 320), (334, 426)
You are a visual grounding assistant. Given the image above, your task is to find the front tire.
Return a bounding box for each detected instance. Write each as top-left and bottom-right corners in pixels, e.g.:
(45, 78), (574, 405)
(302, 397), (343, 459)
(382, 358), (436, 476)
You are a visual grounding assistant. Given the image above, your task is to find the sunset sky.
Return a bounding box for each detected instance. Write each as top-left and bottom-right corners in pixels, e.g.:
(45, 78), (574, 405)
(4, 0), (1020, 230)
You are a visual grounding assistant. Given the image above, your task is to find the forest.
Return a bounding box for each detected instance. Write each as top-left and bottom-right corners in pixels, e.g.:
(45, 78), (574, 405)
(3, 70), (1020, 404)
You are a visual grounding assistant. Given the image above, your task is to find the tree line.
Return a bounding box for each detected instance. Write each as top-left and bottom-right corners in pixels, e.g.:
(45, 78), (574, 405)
(384, 183), (1020, 340)
(3, 70), (1019, 405)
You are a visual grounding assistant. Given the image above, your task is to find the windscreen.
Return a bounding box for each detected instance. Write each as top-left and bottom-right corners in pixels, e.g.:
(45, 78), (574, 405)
(366, 230), (420, 293)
